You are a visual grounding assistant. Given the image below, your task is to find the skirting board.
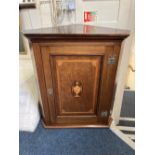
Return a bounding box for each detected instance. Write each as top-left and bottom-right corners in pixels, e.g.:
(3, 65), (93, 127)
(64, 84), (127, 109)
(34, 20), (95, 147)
(110, 121), (135, 150)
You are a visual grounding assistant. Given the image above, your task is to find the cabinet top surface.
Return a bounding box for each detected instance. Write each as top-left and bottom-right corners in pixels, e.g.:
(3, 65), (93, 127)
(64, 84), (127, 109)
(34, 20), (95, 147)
(23, 24), (129, 41)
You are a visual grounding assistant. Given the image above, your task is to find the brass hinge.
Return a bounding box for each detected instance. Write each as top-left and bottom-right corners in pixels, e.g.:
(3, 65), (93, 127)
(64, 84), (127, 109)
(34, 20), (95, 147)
(47, 88), (53, 96)
(101, 111), (108, 117)
(108, 55), (116, 64)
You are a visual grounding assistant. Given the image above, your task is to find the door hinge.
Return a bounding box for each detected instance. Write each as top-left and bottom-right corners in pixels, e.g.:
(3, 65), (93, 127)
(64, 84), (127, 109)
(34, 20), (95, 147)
(101, 111), (108, 117)
(108, 55), (116, 64)
(47, 88), (53, 96)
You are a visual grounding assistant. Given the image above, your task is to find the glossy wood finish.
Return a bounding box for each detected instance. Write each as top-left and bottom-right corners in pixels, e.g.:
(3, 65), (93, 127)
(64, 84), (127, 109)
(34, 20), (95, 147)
(24, 24), (129, 128)
(23, 24), (129, 41)
(52, 56), (101, 115)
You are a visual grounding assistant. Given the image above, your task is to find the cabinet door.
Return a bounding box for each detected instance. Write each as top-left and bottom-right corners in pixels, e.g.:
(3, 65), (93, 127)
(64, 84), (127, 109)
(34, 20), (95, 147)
(40, 43), (118, 126)
(51, 55), (101, 115)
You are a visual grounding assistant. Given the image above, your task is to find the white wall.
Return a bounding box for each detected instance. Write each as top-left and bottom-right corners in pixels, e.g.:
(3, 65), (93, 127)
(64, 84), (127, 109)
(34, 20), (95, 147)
(19, 0), (134, 55)
(76, 0), (119, 27)
(20, 0), (133, 30)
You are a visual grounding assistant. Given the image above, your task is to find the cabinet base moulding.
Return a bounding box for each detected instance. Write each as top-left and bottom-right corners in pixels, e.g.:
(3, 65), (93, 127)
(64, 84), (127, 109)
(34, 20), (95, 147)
(42, 117), (113, 129)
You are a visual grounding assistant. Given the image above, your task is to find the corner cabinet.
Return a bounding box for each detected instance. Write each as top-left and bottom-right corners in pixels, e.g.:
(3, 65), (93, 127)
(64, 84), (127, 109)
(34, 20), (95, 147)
(23, 24), (129, 128)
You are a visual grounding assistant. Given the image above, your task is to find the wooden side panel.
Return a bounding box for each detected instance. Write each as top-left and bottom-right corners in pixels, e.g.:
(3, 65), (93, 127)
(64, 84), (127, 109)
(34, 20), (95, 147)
(97, 44), (121, 124)
(31, 43), (51, 125)
(41, 47), (57, 123)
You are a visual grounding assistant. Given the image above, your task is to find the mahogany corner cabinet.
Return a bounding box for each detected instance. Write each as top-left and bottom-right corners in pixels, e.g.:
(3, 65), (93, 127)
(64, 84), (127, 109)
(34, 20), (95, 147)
(23, 24), (129, 128)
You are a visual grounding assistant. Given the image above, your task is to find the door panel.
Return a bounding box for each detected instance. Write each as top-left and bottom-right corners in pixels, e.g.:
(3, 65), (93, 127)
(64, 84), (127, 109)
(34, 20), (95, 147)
(51, 56), (101, 116)
(41, 43), (115, 125)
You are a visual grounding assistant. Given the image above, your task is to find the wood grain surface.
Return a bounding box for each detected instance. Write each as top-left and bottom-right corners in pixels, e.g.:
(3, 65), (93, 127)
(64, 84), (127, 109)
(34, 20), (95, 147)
(24, 24), (129, 128)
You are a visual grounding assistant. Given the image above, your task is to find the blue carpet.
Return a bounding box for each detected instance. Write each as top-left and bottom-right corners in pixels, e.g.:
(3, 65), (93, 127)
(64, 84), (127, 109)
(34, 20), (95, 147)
(121, 91), (135, 118)
(19, 122), (134, 155)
